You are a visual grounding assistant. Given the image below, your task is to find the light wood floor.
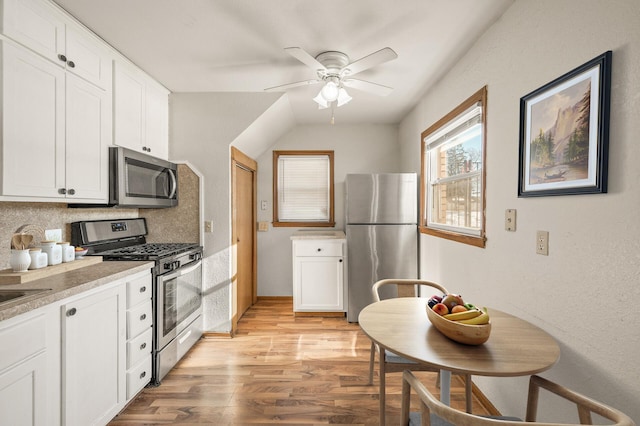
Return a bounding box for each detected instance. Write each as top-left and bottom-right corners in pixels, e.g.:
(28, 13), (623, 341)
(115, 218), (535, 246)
(109, 298), (492, 425)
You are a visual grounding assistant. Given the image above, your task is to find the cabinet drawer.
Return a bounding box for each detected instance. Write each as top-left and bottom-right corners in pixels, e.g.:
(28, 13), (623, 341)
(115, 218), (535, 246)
(127, 301), (152, 339)
(294, 241), (343, 257)
(126, 355), (151, 400)
(0, 312), (46, 371)
(127, 273), (151, 308)
(127, 327), (152, 369)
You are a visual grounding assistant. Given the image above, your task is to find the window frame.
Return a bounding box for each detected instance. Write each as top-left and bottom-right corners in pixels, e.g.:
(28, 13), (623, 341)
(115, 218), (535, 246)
(272, 150), (335, 228)
(420, 86), (487, 248)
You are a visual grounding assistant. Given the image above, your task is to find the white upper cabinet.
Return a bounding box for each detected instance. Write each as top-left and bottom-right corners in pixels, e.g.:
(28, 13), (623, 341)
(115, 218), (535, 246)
(1, 0), (111, 89)
(114, 60), (169, 160)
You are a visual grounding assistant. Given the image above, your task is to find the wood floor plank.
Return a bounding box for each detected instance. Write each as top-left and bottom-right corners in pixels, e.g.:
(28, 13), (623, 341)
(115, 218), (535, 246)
(109, 299), (492, 425)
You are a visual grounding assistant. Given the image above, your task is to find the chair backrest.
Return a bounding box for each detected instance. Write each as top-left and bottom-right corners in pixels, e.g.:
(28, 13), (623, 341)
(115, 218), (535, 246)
(372, 279), (448, 302)
(401, 370), (636, 426)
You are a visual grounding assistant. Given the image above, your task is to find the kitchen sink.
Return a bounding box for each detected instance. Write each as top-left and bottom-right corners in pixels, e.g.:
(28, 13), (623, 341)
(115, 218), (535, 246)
(0, 289), (51, 306)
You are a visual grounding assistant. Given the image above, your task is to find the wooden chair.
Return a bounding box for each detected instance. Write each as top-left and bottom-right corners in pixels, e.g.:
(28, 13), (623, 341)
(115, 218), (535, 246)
(367, 279), (473, 425)
(401, 370), (636, 426)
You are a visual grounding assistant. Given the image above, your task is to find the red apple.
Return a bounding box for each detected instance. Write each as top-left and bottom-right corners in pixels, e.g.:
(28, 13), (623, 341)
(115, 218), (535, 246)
(441, 294), (464, 311)
(432, 303), (449, 316)
(450, 305), (468, 313)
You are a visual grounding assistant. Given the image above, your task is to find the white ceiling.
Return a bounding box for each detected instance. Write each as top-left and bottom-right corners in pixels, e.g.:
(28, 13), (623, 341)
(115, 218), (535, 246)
(54, 0), (513, 125)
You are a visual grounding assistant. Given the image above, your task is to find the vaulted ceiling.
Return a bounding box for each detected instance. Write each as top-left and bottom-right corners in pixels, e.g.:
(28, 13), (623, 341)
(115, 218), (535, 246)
(54, 0), (513, 125)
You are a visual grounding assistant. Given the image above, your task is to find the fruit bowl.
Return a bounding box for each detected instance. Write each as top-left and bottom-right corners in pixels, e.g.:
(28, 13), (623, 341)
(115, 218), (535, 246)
(426, 304), (491, 345)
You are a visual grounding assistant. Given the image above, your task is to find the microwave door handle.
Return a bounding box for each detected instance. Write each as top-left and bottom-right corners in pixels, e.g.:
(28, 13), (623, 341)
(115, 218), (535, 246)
(168, 169), (177, 199)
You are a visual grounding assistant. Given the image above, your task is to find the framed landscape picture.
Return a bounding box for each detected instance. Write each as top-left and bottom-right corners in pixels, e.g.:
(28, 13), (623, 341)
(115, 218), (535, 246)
(518, 51), (612, 197)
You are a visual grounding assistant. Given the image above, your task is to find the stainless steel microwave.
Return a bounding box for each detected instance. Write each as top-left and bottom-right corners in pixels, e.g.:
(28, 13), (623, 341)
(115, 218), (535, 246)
(109, 147), (178, 208)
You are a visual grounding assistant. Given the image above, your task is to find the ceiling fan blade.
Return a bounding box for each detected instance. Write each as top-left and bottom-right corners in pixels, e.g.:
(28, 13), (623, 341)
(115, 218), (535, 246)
(342, 47), (398, 76)
(343, 78), (393, 96)
(264, 79), (321, 92)
(284, 47), (327, 72)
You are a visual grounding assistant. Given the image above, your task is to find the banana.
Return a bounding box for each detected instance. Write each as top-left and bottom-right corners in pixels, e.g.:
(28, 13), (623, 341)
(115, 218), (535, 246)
(459, 308), (490, 325)
(443, 309), (482, 321)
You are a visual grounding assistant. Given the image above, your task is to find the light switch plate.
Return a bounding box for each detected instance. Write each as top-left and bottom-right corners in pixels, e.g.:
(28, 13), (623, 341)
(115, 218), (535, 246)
(45, 229), (62, 242)
(505, 209), (516, 231)
(204, 221), (213, 233)
(258, 221), (269, 232)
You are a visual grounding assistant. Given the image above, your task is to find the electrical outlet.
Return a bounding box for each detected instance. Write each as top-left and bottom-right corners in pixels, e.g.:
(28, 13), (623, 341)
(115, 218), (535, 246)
(536, 230), (549, 255)
(204, 220), (213, 233)
(45, 229), (62, 242)
(261, 200), (268, 210)
(505, 209), (516, 231)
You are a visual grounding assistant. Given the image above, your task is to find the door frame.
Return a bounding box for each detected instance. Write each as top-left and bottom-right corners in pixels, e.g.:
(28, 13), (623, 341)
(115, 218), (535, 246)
(230, 147), (258, 334)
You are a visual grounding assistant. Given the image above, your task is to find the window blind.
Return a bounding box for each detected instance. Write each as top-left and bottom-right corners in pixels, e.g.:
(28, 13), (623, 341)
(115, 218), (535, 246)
(277, 155), (330, 221)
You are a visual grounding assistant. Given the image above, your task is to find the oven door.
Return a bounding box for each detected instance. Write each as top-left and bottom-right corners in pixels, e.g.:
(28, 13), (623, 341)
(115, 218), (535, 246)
(156, 260), (202, 351)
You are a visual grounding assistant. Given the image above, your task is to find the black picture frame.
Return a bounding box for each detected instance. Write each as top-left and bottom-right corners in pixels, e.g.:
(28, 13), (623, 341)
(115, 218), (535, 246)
(518, 51), (612, 197)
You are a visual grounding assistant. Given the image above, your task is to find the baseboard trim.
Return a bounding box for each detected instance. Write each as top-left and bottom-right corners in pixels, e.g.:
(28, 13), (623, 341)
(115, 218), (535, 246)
(257, 296), (293, 302)
(294, 311), (346, 317)
(202, 332), (233, 339)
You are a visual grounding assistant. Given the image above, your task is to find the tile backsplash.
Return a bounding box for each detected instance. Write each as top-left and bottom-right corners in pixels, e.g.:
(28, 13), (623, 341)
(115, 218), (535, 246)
(0, 202), (138, 270)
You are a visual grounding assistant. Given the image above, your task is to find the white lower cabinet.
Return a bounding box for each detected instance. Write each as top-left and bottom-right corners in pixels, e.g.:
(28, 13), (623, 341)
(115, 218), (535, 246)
(292, 239), (346, 312)
(0, 308), (54, 426)
(124, 271), (153, 400)
(61, 282), (126, 426)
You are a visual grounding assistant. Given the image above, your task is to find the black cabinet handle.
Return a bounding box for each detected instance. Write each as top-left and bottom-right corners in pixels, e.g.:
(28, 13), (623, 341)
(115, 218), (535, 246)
(140, 342), (147, 350)
(339, 259), (343, 262)
(58, 54), (67, 62)
(67, 188), (75, 195)
(317, 248), (322, 252)
(140, 371), (146, 379)
(139, 286), (146, 293)
(58, 188), (67, 195)
(140, 313), (147, 321)
(66, 307), (77, 317)
(67, 60), (75, 68)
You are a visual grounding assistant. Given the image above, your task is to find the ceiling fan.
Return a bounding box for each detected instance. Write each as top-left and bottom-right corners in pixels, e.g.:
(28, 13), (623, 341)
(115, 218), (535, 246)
(265, 47), (398, 111)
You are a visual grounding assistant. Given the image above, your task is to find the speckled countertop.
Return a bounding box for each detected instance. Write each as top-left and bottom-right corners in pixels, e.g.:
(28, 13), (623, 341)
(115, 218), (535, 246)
(0, 260), (153, 322)
(290, 230), (346, 240)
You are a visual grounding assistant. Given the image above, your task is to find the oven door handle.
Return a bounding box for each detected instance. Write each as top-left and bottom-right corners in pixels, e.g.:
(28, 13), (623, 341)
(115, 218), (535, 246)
(161, 259), (201, 282)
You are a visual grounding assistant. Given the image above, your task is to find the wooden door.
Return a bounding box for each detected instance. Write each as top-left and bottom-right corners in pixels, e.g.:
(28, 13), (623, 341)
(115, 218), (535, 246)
(231, 148), (257, 332)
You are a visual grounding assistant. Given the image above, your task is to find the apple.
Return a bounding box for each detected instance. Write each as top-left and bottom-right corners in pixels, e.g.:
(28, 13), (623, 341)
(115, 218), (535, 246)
(432, 303), (449, 316)
(463, 303), (476, 310)
(441, 294), (464, 311)
(430, 294), (443, 303)
(450, 305), (468, 313)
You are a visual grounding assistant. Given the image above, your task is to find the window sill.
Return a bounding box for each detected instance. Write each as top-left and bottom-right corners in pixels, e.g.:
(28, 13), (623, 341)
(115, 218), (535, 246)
(420, 226), (486, 248)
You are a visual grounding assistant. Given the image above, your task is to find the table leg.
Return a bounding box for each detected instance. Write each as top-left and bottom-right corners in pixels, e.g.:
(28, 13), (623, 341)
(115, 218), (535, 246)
(440, 369), (451, 406)
(379, 350), (386, 426)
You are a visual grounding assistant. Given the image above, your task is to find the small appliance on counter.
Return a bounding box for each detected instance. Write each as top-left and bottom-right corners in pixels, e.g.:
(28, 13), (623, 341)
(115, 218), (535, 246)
(71, 218), (202, 385)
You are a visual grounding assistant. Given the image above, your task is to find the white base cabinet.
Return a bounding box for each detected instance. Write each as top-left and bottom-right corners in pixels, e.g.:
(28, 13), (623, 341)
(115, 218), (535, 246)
(61, 282), (126, 426)
(0, 308), (54, 426)
(292, 239), (346, 312)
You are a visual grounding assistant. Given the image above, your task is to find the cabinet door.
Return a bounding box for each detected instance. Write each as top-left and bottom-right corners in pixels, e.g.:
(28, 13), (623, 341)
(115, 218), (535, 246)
(0, 352), (47, 426)
(1, 42), (65, 198)
(145, 81), (169, 160)
(113, 61), (145, 152)
(65, 25), (112, 90)
(65, 73), (110, 201)
(62, 284), (126, 426)
(294, 256), (344, 311)
(1, 0), (66, 65)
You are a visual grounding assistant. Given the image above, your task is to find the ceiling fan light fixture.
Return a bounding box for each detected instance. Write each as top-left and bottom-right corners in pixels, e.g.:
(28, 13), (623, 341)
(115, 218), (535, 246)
(336, 87), (352, 107)
(320, 80), (339, 102)
(313, 92), (329, 109)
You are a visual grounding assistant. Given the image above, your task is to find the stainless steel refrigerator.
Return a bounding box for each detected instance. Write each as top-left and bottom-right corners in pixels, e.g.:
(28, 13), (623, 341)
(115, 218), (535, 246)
(345, 173), (418, 322)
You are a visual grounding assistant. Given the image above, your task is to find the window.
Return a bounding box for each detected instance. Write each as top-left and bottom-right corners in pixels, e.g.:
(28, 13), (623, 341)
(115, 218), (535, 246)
(273, 150), (335, 227)
(420, 87), (487, 247)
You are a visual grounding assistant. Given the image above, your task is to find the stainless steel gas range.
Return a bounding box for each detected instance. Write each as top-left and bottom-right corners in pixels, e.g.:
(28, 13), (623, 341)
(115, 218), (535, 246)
(71, 218), (203, 385)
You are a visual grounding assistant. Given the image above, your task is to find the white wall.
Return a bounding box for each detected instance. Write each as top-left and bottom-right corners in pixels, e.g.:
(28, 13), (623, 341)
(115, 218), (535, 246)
(170, 92), (281, 331)
(399, 0), (640, 422)
(256, 124), (400, 296)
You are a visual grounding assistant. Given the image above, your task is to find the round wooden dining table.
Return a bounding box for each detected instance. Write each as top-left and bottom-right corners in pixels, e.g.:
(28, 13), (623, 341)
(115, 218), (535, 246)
(359, 297), (560, 424)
